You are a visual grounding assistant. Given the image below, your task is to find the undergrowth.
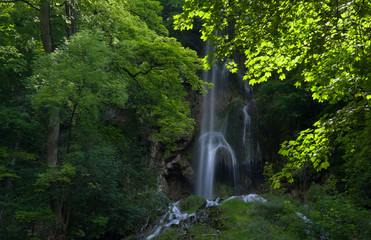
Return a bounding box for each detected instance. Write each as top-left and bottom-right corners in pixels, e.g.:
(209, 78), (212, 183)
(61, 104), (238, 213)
(154, 189), (370, 239)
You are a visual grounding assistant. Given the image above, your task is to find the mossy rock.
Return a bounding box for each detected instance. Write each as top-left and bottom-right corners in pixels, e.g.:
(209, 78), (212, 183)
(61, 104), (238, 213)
(196, 205), (228, 231)
(180, 195), (206, 213)
(208, 205), (228, 230)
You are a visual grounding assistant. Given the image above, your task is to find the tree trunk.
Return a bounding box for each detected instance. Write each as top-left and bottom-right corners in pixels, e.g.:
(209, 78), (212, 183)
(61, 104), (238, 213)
(40, 3), (72, 239)
(50, 193), (71, 240)
(65, 1), (77, 37)
(46, 112), (67, 240)
(40, 1), (53, 53)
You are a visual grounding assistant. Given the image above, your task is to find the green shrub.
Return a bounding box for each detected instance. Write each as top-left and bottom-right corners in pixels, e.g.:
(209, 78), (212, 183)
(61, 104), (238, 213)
(306, 195), (371, 240)
(275, 201), (314, 239)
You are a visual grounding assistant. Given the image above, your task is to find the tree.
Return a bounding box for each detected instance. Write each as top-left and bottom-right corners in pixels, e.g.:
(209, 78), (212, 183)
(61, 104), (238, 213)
(175, 0), (370, 202)
(80, 1), (208, 149)
(30, 29), (127, 239)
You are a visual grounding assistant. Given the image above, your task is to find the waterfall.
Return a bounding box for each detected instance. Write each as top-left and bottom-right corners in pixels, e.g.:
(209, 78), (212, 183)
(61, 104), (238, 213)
(195, 48), (238, 199)
(195, 45), (262, 199)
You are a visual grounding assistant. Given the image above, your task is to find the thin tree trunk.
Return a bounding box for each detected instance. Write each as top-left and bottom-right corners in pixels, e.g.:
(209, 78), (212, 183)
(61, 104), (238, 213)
(47, 111), (60, 166)
(65, 0), (77, 37)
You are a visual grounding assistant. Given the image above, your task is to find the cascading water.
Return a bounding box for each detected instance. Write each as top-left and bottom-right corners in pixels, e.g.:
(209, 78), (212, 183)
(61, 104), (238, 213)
(196, 131), (238, 199)
(145, 201), (196, 240)
(195, 45), (263, 199)
(195, 49), (238, 199)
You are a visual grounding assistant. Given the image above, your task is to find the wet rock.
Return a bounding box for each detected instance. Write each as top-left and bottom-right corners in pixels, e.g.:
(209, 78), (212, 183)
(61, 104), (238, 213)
(223, 193), (267, 203)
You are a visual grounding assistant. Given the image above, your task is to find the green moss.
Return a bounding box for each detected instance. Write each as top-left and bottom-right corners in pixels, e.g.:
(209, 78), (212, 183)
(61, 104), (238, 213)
(179, 194), (206, 213)
(207, 206), (228, 230)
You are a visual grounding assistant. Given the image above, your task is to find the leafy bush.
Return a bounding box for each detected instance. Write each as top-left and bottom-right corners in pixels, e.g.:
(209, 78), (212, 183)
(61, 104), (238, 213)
(305, 195), (371, 240)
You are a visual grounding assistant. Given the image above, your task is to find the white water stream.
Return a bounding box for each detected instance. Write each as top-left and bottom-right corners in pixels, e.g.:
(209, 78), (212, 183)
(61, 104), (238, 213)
(146, 201), (196, 240)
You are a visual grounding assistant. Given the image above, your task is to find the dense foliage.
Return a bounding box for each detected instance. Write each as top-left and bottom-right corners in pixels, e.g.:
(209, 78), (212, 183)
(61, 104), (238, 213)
(175, 0), (370, 207)
(1, 0), (370, 239)
(0, 0), (206, 239)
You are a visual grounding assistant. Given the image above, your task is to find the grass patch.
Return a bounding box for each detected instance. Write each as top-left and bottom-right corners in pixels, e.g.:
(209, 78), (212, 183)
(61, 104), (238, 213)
(220, 199), (252, 229)
(188, 224), (217, 239)
(249, 201), (284, 224)
(157, 227), (183, 240)
(219, 217), (299, 240)
(216, 197), (313, 240)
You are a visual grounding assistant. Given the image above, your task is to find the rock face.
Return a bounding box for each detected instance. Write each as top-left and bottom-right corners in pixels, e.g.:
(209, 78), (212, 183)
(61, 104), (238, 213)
(148, 135), (193, 200)
(162, 154), (195, 200)
(148, 93), (202, 201)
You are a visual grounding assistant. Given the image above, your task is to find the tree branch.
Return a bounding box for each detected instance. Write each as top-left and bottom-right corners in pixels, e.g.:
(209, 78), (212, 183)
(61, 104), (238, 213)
(116, 62), (167, 92)
(0, 0), (40, 10)
(55, 1), (67, 7)
(117, 62), (165, 79)
(115, 66), (143, 90)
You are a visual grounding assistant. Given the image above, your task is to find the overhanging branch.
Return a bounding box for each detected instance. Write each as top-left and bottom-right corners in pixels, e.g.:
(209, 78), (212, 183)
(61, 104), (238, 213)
(116, 62), (166, 89)
(0, 0), (40, 10)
